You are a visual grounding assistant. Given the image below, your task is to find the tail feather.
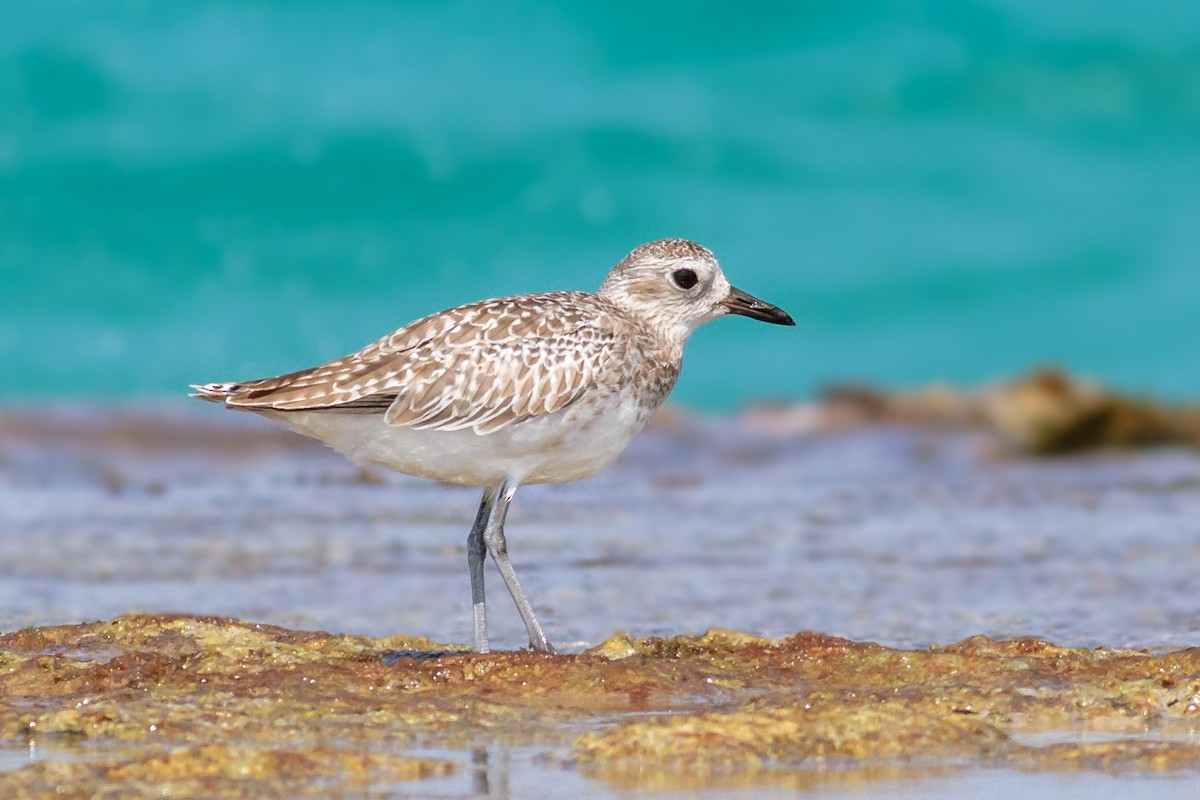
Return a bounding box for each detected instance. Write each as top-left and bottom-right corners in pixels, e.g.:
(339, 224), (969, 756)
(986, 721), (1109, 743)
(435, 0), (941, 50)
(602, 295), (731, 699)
(189, 382), (242, 404)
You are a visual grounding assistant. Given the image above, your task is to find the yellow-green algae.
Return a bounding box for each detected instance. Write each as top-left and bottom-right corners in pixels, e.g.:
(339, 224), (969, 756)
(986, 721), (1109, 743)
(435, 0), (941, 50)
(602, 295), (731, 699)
(806, 367), (1200, 455)
(2, 616), (1200, 797)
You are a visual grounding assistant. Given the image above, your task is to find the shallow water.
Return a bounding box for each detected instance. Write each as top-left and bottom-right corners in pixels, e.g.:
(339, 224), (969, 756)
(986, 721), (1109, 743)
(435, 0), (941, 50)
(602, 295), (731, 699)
(1, 740), (1190, 800)
(2, 405), (1200, 796)
(2, 405), (1198, 652)
(285, 746), (1200, 800)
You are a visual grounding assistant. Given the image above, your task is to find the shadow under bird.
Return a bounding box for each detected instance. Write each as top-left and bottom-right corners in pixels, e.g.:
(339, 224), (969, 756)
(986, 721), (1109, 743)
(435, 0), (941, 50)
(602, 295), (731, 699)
(193, 239), (794, 652)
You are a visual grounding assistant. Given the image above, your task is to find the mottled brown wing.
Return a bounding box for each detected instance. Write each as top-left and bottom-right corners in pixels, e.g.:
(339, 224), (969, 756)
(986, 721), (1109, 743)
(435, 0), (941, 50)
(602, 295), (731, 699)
(202, 292), (638, 434)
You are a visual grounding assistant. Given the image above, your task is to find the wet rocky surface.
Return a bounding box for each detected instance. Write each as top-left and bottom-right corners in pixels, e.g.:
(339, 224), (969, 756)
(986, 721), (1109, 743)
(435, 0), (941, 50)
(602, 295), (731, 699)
(752, 367), (1200, 455)
(1, 400), (1199, 796)
(1, 616), (1200, 798)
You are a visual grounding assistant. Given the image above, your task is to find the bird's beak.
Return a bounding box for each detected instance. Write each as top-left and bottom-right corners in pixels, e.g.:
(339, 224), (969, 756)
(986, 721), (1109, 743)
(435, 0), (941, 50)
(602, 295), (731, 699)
(719, 286), (796, 326)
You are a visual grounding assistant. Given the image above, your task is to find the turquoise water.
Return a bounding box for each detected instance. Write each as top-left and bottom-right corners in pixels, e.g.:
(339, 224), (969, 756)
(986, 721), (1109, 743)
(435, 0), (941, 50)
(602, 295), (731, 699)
(2, 1), (1198, 408)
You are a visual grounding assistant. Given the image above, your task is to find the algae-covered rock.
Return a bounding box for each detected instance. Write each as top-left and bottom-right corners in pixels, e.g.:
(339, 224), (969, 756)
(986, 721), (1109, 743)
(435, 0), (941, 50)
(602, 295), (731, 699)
(759, 367), (1200, 455)
(2, 615), (1200, 796)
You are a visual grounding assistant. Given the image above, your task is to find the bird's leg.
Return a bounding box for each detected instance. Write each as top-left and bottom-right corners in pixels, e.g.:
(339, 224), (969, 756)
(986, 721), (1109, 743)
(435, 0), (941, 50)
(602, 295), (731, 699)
(467, 487), (495, 653)
(483, 478), (555, 652)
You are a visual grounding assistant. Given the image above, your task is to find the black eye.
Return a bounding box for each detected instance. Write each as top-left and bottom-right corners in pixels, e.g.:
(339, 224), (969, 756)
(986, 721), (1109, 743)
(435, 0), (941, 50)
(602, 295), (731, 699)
(672, 268), (698, 289)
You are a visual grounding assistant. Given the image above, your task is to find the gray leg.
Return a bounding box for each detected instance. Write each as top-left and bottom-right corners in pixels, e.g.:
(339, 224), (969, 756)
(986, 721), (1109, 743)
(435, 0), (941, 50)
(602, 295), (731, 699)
(467, 488), (496, 653)
(483, 478), (555, 652)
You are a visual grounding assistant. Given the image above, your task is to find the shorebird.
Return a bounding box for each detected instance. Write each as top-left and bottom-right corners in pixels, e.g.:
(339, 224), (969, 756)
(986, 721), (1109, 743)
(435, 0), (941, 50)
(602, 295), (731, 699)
(193, 239), (794, 652)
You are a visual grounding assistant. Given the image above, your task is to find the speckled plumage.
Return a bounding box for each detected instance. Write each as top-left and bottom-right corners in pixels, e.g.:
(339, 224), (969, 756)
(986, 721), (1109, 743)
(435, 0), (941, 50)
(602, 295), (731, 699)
(192, 238), (794, 651)
(199, 291), (677, 436)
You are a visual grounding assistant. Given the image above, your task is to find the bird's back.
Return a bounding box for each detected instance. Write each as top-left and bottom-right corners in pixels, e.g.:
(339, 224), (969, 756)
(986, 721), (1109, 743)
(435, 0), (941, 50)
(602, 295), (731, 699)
(193, 290), (680, 436)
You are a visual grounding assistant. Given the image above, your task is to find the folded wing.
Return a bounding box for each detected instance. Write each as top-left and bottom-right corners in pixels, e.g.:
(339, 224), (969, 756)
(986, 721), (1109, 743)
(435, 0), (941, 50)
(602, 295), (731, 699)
(191, 292), (637, 435)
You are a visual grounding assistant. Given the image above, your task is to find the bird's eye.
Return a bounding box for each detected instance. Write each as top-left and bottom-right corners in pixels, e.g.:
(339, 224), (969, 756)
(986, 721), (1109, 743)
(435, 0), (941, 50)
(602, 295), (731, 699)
(672, 268), (698, 290)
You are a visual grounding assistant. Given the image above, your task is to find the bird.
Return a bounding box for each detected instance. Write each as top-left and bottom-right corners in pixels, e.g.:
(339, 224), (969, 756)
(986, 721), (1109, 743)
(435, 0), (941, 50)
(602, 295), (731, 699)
(192, 239), (794, 652)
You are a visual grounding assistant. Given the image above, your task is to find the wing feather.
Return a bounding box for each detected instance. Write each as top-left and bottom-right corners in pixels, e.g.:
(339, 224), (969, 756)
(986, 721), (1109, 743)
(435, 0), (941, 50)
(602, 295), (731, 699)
(209, 292), (638, 434)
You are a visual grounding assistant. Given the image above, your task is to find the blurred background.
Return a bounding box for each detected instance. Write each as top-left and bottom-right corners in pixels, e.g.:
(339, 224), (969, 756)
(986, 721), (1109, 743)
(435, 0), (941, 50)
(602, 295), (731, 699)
(2, 0), (1197, 410)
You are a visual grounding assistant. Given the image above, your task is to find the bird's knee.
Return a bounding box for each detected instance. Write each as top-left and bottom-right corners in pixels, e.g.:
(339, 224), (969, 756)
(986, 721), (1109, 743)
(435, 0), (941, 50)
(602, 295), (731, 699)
(483, 527), (507, 558)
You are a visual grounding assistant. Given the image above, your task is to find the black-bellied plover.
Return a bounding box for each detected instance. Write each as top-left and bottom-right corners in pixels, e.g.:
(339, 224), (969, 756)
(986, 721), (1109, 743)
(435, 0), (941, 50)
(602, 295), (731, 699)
(193, 239), (794, 652)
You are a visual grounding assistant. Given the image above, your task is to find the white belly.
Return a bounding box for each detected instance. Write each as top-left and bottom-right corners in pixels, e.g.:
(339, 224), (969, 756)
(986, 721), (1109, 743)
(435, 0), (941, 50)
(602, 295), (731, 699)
(265, 392), (656, 487)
